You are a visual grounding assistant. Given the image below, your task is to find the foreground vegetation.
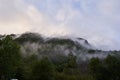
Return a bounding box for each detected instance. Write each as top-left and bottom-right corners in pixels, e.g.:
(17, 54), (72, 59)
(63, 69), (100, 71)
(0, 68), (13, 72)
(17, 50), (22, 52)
(0, 36), (120, 80)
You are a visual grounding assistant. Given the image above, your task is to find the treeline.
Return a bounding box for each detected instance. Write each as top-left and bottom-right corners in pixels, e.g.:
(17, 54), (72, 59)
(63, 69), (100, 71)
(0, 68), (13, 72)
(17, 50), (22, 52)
(0, 36), (120, 80)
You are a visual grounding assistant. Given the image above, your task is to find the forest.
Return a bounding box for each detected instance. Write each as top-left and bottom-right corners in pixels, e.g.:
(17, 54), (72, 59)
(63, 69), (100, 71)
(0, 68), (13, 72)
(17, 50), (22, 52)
(0, 34), (120, 80)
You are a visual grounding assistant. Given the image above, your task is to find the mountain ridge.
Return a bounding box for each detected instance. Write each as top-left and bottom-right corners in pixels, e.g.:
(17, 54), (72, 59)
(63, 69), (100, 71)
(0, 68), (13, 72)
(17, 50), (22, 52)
(0, 32), (120, 62)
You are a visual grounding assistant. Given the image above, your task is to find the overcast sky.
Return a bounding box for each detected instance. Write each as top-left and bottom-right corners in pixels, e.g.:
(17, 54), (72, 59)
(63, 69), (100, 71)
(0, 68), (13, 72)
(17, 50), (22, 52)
(0, 0), (120, 50)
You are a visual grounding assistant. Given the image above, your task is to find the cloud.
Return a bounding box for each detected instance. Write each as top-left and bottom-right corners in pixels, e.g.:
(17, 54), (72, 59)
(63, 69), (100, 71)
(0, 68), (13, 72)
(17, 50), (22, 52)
(0, 0), (69, 37)
(0, 0), (32, 34)
(0, 0), (120, 50)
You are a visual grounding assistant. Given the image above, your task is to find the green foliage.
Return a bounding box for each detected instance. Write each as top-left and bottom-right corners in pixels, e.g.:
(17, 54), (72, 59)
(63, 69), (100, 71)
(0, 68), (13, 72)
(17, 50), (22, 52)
(88, 58), (109, 80)
(1, 34), (120, 80)
(0, 36), (22, 79)
(46, 38), (80, 49)
(104, 55), (120, 80)
(67, 53), (77, 68)
(88, 49), (95, 54)
(16, 54), (39, 80)
(14, 67), (25, 80)
(88, 55), (120, 80)
(31, 57), (55, 80)
(55, 72), (81, 80)
(15, 32), (44, 44)
(46, 38), (75, 45)
(55, 53), (78, 74)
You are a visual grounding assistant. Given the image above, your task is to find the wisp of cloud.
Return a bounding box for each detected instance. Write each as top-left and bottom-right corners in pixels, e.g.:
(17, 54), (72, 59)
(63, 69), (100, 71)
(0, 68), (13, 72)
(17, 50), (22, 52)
(0, 0), (120, 50)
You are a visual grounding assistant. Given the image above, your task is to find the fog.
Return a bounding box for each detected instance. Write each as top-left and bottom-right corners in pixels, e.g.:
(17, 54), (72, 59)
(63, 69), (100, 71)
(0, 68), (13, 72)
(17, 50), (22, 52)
(0, 0), (120, 50)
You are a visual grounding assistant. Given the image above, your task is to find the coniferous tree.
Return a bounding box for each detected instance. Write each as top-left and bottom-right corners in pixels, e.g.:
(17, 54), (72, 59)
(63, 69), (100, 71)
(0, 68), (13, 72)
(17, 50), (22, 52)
(0, 36), (22, 80)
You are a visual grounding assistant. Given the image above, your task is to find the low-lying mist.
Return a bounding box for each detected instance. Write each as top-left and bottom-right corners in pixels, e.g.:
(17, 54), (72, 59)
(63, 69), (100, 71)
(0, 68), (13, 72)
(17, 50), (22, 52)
(12, 32), (118, 62)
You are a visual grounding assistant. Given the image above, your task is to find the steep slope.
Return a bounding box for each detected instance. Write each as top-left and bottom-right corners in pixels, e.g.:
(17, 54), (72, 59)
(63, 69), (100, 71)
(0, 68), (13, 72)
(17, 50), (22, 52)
(1, 32), (118, 62)
(13, 33), (96, 61)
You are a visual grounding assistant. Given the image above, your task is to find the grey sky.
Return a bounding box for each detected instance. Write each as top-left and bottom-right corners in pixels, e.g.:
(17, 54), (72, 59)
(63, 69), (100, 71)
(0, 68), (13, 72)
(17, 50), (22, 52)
(0, 0), (120, 50)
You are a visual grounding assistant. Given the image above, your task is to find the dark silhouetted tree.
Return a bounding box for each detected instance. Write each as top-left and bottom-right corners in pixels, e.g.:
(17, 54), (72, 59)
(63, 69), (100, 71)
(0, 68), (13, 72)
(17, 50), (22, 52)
(31, 57), (55, 80)
(0, 36), (22, 80)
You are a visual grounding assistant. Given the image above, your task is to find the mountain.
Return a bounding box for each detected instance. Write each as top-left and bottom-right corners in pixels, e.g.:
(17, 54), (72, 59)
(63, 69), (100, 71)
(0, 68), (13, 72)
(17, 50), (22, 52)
(14, 33), (92, 53)
(0, 32), (119, 62)
(1, 32), (120, 80)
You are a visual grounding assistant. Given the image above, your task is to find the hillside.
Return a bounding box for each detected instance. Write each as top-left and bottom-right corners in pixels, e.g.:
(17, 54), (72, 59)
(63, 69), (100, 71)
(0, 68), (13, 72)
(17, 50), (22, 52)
(0, 32), (120, 80)
(13, 33), (107, 61)
(0, 32), (119, 61)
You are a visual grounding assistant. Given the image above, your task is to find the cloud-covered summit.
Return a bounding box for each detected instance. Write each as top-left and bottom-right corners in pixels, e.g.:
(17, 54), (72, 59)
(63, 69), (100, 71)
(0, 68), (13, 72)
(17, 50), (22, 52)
(0, 0), (120, 50)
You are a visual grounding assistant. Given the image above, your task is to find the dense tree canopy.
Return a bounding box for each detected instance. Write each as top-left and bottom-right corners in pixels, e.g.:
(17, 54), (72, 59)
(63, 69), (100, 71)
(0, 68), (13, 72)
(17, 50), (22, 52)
(0, 35), (120, 80)
(0, 36), (22, 80)
(31, 57), (55, 80)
